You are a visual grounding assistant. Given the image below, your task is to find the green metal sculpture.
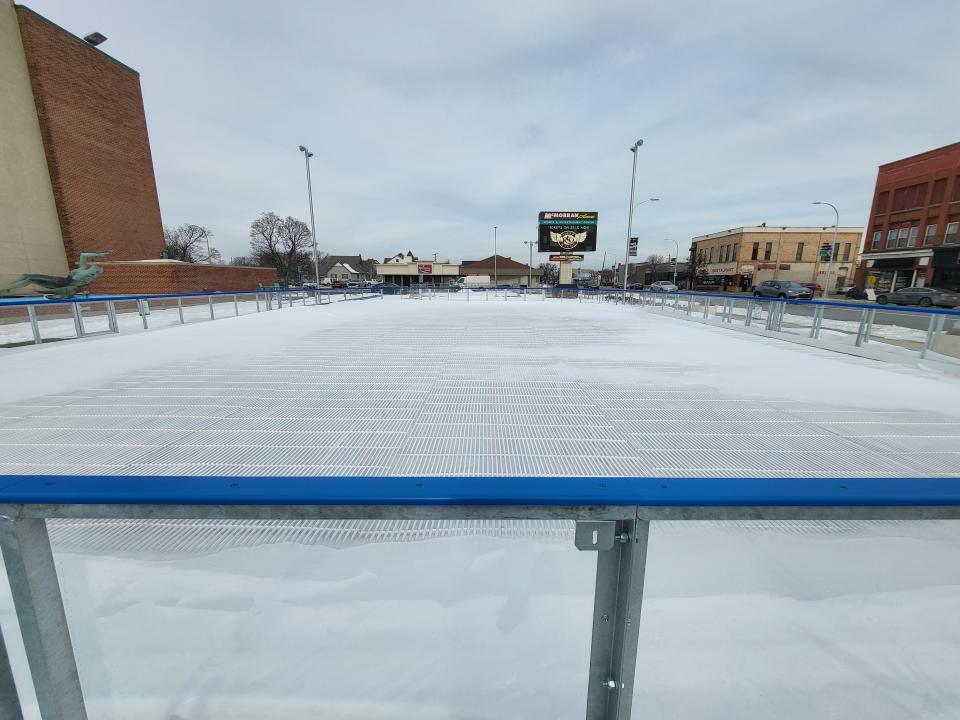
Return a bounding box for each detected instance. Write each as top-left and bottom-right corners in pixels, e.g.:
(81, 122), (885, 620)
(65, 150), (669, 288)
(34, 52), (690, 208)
(0, 251), (112, 299)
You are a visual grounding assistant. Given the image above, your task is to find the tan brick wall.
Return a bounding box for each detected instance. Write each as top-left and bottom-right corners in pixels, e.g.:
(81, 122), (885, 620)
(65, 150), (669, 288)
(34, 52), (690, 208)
(15, 7), (164, 266)
(87, 262), (278, 295)
(0, 0), (67, 287)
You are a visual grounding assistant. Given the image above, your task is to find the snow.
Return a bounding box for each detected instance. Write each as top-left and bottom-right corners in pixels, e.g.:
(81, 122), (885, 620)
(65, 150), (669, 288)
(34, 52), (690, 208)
(2, 298), (960, 718)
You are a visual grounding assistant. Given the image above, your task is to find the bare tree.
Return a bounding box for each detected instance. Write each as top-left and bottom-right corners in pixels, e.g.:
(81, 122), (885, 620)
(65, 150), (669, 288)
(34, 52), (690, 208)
(248, 212), (314, 283)
(163, 224), (220, 263)
(645, 253), (668, 280)
(538, 262), (559, 285)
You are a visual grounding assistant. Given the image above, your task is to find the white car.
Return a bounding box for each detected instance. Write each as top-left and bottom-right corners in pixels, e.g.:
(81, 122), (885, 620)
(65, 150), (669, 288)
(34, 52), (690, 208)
(649, 281), (678, 292)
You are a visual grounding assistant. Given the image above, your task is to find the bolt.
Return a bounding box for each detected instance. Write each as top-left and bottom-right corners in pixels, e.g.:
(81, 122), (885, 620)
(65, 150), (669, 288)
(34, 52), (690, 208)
(615, 532), (630, 544)
(604, 678), (617, 690)
(600, 613), (609, 623)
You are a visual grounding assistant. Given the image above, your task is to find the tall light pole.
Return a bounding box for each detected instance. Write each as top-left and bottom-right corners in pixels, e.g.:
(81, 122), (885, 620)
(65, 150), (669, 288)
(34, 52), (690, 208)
(523, 239), (535, 286)
(813, 201), (840, 295)
(623, 196), (659, 289)
(493, 226), (498, 287)
(298, 145), (320, 285)
(668, 238), (679, 286)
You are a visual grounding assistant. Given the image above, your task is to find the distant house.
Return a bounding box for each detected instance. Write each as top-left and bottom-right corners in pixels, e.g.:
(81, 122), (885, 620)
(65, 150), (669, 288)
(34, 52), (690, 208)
(317, 255), (377, 282)
(374, 251), (460, 286)
(460, 255), (541, 287)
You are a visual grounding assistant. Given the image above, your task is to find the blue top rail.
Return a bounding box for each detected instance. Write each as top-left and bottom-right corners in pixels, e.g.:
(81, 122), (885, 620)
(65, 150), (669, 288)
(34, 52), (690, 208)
(2, 286), (959, 317)
(0, 475), (958, 507)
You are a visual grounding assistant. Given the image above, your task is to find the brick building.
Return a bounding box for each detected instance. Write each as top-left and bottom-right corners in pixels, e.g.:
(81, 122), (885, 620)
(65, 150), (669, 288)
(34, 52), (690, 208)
(691, 226), (863, 293)
(0, 1), (276, 294)
(856, 142), (960, 293)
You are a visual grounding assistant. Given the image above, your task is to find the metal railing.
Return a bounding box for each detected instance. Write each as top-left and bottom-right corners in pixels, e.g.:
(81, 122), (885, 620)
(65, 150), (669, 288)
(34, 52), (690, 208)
(0, 288), (383, 347)
(0, 474), (958, 719)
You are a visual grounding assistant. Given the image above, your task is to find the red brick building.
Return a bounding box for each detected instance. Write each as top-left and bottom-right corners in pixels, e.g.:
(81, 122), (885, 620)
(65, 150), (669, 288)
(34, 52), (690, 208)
(857, 142), (960, 292)
(3, 3), (276, 293)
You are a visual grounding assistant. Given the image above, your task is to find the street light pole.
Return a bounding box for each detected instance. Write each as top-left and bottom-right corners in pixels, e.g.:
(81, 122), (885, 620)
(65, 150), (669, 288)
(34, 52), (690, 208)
(298, 145), (321, 286)
(813, 201), (840, 295)
(668, 239), (679, 286)
(493, 226), (498, 287)
(523, 239), (535, 286)
(623, 140), (642, 293)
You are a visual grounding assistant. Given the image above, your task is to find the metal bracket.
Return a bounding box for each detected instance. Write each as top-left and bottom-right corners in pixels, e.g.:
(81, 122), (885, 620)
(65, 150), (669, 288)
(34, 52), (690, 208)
(575, 521), (617, 551)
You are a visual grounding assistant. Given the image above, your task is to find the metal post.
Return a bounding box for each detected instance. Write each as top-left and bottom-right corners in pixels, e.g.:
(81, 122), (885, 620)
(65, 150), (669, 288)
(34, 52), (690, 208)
(70, 303), (85, 338)
(27, 305), (42, 345)
(702, 297), (710, 319)
(0, 626), (24, 719)
(810, 305), (824, 338)
(233, 295), (239, 316)
(854, 308), (870, 346)
(585, 519), (650, 720)
(105, 301), (119, 333)
(0, 518), (89, 720)
(921, 313), (946, 358)
(255, 294), (261, 312)
(623, 141), (641, 294)
(686, 294), (693, 316)
(208, 296), (215, 320)
(744, 299), (753, 327)
(138, 300), (148, 330)
(494, 226), (498, 288)
(298, 146), (322, 288)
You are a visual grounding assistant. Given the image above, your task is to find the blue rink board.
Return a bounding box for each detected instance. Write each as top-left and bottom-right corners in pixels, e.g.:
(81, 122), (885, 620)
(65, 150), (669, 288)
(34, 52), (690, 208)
(1, 475), (959, 506)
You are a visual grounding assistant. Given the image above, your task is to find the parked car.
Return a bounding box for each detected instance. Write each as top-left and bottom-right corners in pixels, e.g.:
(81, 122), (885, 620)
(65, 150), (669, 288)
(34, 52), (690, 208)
(626, 283), (644, 290)
(752, 280), (814, 300)
(801, 282), (823, 295)
(331, 280), (346, 289)
(649, 281), (678, 292)
(875, 286), (960, 308)
(843, 286), (868, 300)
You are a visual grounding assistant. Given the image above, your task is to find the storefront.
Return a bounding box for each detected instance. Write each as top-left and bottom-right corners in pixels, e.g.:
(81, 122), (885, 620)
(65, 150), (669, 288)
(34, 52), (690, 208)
(861, 252), (932, 292)
(932, 248), (960, 291)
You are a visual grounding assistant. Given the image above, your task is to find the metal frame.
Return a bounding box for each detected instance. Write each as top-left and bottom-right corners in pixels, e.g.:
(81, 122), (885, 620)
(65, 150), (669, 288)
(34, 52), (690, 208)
(0, 471), (958, 720)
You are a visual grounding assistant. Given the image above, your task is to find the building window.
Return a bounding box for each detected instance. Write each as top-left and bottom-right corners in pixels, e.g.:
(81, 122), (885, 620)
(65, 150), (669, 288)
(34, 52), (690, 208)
(707, 247), (714, 263)
(871, 230), (881, 250)
(953, 177), (960, 203)
(720, 245), (727, 263)
(795, 242), (804, 262)
(886, 229), (898, 249)
(833, 242), (840, 259)
(931, 178), (947, 205)
(842, 243), (851, 261)
(924, 224), (937, 246)
(751, 242), (759, 260)
(876, 191), (889, 213)
(763, 242), (772, 261)
(945, 222), (959, 245)
(907, 226), (919, 248)
(897, 228), (910, 248)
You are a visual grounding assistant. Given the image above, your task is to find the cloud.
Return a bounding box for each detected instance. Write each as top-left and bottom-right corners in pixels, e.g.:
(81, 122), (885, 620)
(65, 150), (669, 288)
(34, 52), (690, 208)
(27, 0), (960, 266)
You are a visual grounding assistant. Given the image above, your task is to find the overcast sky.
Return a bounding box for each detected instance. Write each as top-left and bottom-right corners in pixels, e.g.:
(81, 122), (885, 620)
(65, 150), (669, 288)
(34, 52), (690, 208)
(27, 0), (960, 268)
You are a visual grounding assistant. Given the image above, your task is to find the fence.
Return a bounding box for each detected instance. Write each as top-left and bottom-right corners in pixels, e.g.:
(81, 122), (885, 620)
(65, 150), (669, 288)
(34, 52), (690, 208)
(0, 475), (959, 719)
(0, 288), (381, 347)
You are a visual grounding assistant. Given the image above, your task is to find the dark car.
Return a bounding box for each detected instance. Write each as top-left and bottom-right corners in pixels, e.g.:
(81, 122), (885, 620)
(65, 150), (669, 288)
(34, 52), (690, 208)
(752, 280), (814, 300)
(875, 286), (960, 308)
(844, 286), (868, 300)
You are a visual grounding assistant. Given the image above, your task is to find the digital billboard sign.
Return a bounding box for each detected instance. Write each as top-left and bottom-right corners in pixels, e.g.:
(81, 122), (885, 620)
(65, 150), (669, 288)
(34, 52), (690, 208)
(538, 211), (598, 253)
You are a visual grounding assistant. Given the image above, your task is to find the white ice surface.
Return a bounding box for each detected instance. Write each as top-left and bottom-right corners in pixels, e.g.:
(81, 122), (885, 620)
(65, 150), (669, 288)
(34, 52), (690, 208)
(1, 298), (959, 718)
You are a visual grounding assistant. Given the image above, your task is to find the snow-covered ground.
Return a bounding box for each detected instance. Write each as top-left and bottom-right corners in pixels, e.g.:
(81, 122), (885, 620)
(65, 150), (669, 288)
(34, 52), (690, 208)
(1, 299), (959, 718)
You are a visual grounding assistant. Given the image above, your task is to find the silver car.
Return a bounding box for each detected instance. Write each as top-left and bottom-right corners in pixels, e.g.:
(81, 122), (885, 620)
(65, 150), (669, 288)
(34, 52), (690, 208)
(649, 281), (678, 292)
(875, 286), (960, 308)
(752, 280), (814, 300)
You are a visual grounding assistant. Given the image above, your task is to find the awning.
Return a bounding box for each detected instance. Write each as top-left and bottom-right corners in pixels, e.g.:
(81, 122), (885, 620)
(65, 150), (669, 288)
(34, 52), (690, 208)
(871, 257), (917, 269)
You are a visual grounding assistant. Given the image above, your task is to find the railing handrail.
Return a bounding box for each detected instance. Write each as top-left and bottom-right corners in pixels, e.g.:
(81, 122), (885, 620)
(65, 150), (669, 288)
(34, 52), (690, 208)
(0, 287), (380, 307)
(1, 474), (959, 507)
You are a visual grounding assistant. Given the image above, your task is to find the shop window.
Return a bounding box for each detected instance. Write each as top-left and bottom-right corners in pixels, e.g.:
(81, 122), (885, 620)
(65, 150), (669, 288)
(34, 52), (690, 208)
(931, 178), (947, 204)
(795, 242), (804, 262)
(924, 224), (937, 245)
(907, 226), (919, 248)
(842, 243), (851, 261)
(897, 228), (909, 248)
(871, 230), (881, 250)
(751, 242), (759, 260)
(763, 242), (772, 261)
(945, 222), (959, 245)
(886, 229), (898, 248)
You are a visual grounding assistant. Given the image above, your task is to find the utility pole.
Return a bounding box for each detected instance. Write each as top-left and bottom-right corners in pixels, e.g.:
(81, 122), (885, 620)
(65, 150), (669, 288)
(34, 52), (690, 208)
(813, 201), (840, 295)
(523, 239), (535, 287)
(623, 140), (642, 293)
